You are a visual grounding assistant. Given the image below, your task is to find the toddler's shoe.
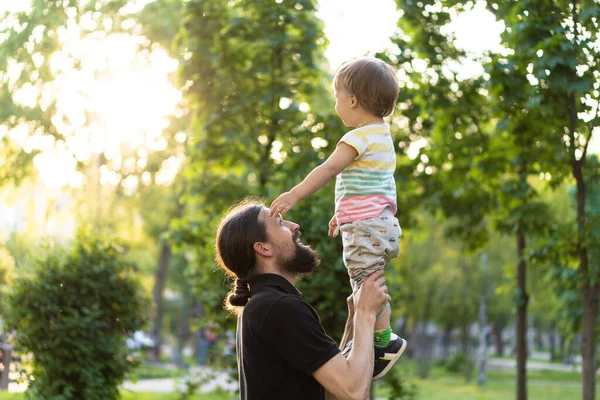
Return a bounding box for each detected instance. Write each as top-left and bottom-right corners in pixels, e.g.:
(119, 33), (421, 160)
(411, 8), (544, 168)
(341, 333), (407, 381)
(372, 333), (407, 381)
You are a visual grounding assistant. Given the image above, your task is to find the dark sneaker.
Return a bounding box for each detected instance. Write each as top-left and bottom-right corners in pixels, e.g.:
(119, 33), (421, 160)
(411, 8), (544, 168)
(373, 334), (407, 381)
(341, 334), (407, 381)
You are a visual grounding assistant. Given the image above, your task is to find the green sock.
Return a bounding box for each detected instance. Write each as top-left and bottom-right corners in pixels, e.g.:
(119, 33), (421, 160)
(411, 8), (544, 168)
(374, 327), (392, 347)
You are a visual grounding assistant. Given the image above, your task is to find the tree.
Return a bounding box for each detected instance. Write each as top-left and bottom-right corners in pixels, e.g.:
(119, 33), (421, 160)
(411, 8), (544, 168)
(385, 2), (559, 398)
(488, 2), (599, 398)
(0, 0), (134, 189)
(177, 0), (358, 341)
(1, 0), (195, 364)
(0, 248), (15, 390)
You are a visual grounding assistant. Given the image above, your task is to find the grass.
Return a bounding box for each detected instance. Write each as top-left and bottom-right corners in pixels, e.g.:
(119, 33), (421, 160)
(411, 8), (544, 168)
(410, 377), (583, 400)
(489, 368), (584, 383)
(374, 359), (594, 400)
(0, 361), (593, 400)
(129, 362), (182, 380)
(0, 391), (232, 400)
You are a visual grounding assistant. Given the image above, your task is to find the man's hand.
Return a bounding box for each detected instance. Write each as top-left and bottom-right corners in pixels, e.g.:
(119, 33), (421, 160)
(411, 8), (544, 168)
(269, 191), (299, 217)
(353, 271), (389, 317)
(346, 294), (355, 316)
(328, 214), (339, 237)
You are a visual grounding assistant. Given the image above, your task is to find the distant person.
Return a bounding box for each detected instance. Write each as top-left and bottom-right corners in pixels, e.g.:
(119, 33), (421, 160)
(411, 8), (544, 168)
(204, 320), (217, 363)
(215, 200), (391, 399)
(270, 56), (406, 379)
(197, 321), (217, 366)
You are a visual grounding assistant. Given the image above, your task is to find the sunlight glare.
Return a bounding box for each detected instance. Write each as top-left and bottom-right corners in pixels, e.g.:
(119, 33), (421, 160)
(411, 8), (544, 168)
(33, 144), (77, 190)
(17, 27), (182, 189)
(317, 0), (401, 70)
(443, 1), (504, 55)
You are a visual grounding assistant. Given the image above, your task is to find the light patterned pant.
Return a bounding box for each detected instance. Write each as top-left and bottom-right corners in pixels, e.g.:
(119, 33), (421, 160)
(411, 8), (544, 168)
(340, 208), (402, 316)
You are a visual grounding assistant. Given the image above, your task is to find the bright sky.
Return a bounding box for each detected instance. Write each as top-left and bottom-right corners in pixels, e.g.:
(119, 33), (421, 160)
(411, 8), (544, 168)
(0, 0), (597, 192)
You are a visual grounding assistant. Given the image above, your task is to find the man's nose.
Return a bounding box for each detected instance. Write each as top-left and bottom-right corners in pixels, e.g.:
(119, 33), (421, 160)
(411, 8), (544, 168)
(285, 221), (300, 232)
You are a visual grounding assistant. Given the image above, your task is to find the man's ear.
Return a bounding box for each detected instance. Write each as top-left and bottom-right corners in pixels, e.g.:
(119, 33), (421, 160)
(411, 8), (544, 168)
(253, 242), (272, 257)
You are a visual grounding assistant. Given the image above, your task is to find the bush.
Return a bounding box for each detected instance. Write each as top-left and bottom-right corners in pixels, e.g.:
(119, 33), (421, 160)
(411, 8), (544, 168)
(6, 235), (149, 400)
(445, 352), (474, 381)
(378, 363), (418, 400)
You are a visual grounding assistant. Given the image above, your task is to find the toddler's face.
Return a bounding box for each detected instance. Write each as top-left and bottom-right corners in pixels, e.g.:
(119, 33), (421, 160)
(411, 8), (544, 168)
(333, 83), (354, 127)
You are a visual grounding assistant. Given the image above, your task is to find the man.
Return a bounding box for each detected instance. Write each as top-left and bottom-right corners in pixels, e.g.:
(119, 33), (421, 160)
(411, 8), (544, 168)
(215, 199), (402, 400)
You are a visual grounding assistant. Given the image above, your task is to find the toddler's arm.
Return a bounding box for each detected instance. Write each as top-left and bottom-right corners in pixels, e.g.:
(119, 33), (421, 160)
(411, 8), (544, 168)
(269, 143), (357, 217)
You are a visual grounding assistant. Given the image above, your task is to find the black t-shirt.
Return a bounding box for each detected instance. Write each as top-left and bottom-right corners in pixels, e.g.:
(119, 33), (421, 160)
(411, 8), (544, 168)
(237, 273), (340, 400)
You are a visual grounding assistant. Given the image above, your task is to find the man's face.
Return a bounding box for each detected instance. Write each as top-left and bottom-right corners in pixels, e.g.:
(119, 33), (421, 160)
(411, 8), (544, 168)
(260, 208), (320, 275)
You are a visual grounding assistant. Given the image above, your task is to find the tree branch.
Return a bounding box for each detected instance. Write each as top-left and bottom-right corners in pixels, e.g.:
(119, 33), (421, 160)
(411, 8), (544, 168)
(581, 101), (599, 162)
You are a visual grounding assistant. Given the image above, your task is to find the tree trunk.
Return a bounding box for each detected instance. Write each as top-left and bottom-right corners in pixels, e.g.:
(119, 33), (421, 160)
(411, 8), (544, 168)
(549, 320), (557, 362)
(259, 42), (283, 192)
(173, 292), (191, 368)
(477, 293), (488, 386)
(151, 239), (172, 361)
(0, 344), (12, 390)
(442, 324), (453, 360)
(494, 322), (505, 357)
(516, 231), (528, 400)
(559, 334), (566, 363)
(571, 123), (596, 400)
(460, 322), (469, 355)
(415, 291), (434, 378)
(566, 0), (597, 397)
(581, 283), (599, 400)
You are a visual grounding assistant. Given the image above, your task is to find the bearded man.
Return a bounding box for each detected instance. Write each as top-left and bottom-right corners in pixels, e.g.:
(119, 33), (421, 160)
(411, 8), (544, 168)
(215, 199), (392, 400)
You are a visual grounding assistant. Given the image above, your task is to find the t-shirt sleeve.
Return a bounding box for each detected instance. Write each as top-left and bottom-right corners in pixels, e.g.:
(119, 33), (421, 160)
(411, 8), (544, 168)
(259, 296), (340, 375)
(338, 130), (368, 159)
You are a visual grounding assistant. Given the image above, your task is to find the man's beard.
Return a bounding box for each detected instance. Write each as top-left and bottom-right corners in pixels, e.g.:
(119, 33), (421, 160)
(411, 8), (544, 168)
(279, 235), (321, 276)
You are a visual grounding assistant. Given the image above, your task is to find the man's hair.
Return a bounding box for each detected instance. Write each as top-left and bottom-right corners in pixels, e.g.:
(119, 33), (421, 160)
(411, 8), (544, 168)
(333, 57), (399, 118)
(215, 199), (267, 314)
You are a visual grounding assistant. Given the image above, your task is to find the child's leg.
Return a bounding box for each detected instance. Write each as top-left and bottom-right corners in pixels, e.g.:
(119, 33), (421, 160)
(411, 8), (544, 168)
(340, 213), (399, 327)
(341, 209), (401, 341)
(340, 210), (406, 380)
(375, 302), (391, 331)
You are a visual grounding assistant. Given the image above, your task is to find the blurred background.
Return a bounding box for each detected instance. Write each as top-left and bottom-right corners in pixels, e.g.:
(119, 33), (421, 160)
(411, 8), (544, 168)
(0, 0), (598, 399)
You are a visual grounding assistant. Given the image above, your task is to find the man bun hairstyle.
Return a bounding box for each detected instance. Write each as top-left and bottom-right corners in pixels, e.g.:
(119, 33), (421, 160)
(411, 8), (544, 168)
(229, 278), (250, 307)
(215, 199), (267, 314)
(333, 56), (399, 118)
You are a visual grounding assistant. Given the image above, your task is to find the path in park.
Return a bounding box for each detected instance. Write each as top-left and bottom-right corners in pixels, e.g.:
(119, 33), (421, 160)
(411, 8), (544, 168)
(7, 366), (236, 394)
(121, 358), (587, 393)
(7, 358), (586, 393)
(488, 357), (584, 373)
(122, 366), (237, 394)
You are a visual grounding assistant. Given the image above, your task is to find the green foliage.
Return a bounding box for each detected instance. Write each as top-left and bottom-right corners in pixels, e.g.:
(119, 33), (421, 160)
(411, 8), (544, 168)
(177, 0), (355, 340)
(0, 247), (15, 313)
(444, 352), (475, 381)
(5, 234), (149, 400)
(0, 0), (134, 190)
(378, 364), (418, 400)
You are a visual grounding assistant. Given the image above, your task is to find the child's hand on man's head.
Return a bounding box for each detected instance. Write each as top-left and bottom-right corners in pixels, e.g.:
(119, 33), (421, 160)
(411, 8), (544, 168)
(269, 191), (299, 218)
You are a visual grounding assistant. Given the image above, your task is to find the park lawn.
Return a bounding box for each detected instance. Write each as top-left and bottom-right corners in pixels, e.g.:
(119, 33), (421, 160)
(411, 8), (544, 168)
(375, 361), (596, 399)
(407, 376), (585, 400)
(120, 391), (232, 400)
(0, 391), (232, 400)
(489, 368), (585, 383)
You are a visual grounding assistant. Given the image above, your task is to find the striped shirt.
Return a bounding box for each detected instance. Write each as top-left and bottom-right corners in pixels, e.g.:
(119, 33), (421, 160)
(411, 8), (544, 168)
(335, 124), (397, 224)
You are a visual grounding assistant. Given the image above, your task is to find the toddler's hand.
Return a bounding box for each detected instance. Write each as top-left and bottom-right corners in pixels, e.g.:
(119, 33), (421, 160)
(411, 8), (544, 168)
(269, 191), (299, 217)
(328, 214), (339, 237)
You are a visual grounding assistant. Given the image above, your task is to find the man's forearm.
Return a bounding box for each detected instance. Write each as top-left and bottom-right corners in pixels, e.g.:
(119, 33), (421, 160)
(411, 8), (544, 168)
(344, 311), (376, 394)
(339, 308), (354, 350)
